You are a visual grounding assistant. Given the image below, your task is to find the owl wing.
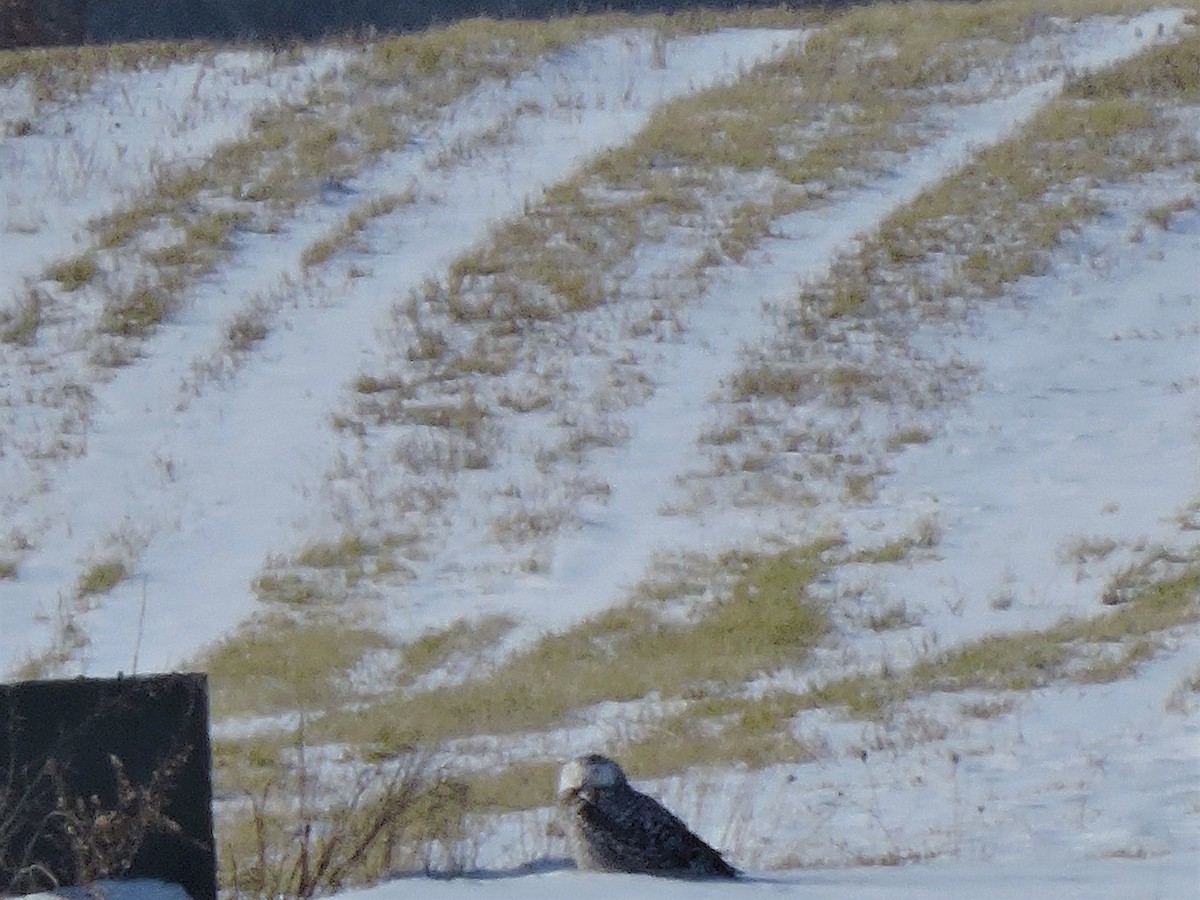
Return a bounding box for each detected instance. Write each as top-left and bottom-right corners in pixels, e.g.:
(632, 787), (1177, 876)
(582, 786), (737, 877)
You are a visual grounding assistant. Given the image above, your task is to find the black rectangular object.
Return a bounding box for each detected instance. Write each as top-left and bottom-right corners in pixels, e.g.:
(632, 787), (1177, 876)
(0, 673), (216, 900)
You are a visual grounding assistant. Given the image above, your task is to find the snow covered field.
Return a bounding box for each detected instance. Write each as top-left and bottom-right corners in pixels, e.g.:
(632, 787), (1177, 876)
(1, 2), (1198, 897)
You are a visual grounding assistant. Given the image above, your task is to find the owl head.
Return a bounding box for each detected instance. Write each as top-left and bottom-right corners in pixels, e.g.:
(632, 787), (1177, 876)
(557, 753), (627, 798)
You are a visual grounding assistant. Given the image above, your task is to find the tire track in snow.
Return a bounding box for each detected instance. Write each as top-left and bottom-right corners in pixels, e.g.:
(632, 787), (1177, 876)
(0, 28), (804, 676)
(0, 48), (351, 533)
(385, 9), (1188, 642)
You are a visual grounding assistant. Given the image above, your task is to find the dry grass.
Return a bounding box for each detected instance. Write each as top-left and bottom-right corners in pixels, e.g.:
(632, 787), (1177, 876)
(818, 26), (1200, 324)
(1144, 195), (1196, 229)
(202, 616), (395, 720)
(1066, 27), (1200, 100)
(0, 288), (45, 346)
(294, 536), (373, 570)
(311, 541), (839, 751)
(99, 281), (176, 337)
(0, 734), (200, 895)
(230, 463), (1191, 867)
(250, 572), (331, 607)
(695, 9), (1200, 520)
(216, 745), (463, 896)
(886, 426), (934, 451)
(398, 615), (516, 682)
(45, 254), (99, 291)
(225, 308), (270, 351)
(78, 1), (1196, 879)
(401, 0), (1083, 424)
(811, 565), (1200, 716)
(960, 697), (1018, 719)
(618, 701), (818, 779)
(451, 761), (559, 814)
(57, 16), (654, 369)
(75, 558), (128, 598)
(0, 40), (215, 97)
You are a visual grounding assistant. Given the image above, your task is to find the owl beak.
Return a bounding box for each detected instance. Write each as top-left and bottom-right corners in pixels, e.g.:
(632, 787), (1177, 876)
(557, 776), (585, 800)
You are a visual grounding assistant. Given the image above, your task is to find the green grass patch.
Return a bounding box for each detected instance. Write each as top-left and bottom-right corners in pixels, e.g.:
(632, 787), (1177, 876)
(577, 562), (1200, 781)
(587, 561), (1199, 750)
(800, 671), (903, 720)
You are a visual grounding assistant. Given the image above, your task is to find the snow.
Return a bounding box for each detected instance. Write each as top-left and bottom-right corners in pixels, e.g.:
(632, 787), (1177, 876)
(0, 27), (804, 674)
(1, 6), (1198, 900)
(336, 853), (1199, 898)
(15, 881), (191, 900)
(0, 47), (353, 296)
(13, 857), (1199, 900)
(869, 179), (1200, 647)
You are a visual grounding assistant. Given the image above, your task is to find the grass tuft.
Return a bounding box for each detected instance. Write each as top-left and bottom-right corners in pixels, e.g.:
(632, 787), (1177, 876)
(76, 559), (128, 597)
(251, 573), (329, 607)
(1, 289), (46, 346)
(100, 282), (174, 337)
(295, 536), (373, 569)
(45, 254), (99, 291)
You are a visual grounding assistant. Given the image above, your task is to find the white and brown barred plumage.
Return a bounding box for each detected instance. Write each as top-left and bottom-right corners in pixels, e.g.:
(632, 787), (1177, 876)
(557, 754), (737, 878)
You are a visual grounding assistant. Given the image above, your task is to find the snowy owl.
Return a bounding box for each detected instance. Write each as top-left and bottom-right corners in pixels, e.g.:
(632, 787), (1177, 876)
(556, 754), (737, 878)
